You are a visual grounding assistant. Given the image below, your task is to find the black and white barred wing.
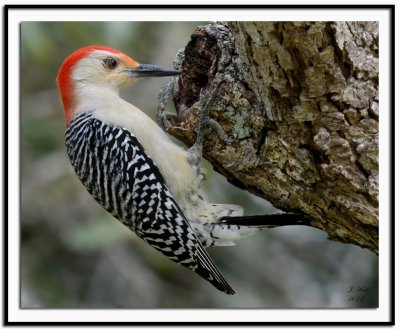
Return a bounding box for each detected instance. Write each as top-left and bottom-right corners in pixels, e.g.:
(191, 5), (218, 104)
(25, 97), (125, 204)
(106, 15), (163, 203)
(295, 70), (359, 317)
(65, 112), (234, 294)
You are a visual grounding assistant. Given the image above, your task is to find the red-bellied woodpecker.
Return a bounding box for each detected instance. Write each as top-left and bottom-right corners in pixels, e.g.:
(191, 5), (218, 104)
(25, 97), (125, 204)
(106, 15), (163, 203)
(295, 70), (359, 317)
(56, 45), (311, 295)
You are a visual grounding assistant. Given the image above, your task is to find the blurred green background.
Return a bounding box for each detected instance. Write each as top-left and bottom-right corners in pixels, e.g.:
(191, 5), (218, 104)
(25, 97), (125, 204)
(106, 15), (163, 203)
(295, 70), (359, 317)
(20, 21), (378, 308)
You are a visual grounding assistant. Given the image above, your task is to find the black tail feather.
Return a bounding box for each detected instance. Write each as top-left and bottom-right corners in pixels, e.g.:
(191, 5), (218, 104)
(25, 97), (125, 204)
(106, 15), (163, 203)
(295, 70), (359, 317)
(195, 245), (236, 295)
(219, 212), (312, 228)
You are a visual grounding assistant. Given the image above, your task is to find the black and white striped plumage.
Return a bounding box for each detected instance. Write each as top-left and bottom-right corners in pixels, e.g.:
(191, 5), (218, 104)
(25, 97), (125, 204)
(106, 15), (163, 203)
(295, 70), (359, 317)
(65, 111), (235, 294)
(57, 46), (311, 295)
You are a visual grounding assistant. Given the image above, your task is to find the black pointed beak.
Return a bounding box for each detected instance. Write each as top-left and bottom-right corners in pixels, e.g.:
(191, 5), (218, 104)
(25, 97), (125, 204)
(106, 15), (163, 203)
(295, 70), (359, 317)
(125, 64), (181, 78)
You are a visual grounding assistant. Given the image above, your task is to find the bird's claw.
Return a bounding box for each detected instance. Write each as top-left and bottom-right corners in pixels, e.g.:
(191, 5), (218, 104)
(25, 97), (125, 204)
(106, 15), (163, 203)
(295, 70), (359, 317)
(157, 77), (179, 131)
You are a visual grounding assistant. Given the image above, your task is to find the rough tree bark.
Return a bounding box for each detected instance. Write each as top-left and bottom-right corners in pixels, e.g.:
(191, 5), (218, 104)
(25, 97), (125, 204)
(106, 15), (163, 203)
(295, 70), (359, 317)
(167, 22), (379, 253)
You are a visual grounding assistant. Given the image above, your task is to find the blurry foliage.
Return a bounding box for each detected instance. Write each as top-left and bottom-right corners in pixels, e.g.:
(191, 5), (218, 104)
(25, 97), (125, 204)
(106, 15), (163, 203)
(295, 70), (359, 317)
(20, 22), (378, 308)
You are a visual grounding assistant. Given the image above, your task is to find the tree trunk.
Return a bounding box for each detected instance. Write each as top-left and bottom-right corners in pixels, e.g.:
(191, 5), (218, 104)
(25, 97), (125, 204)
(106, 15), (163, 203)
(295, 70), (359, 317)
(168, 22), (379, 253)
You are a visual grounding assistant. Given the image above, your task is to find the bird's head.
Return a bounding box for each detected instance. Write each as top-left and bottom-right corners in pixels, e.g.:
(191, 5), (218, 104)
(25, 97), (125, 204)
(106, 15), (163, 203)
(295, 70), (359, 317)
(56, 46), (180, 123)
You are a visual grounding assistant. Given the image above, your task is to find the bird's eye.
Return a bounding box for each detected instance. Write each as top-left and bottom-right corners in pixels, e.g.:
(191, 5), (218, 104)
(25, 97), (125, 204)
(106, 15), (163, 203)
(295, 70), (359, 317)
(103, 57), (119, 70)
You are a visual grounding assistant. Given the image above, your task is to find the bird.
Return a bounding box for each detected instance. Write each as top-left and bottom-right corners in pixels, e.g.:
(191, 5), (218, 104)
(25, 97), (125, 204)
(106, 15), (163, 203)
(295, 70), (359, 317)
(56, 45), (311, 295)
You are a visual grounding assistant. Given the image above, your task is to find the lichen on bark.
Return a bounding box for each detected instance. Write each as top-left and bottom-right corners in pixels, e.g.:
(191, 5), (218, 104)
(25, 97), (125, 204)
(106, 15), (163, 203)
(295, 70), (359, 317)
(168, 22), (378, 253)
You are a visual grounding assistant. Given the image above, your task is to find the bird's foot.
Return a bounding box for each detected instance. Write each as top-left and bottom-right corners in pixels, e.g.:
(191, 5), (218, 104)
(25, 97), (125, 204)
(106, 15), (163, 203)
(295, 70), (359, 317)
(157, 77), (179, 131)
(188, 76), (232, 167)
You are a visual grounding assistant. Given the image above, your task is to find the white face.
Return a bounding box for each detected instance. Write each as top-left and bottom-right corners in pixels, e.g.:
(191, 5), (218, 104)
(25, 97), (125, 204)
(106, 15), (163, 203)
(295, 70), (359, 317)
(72, 50), (138, 90)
